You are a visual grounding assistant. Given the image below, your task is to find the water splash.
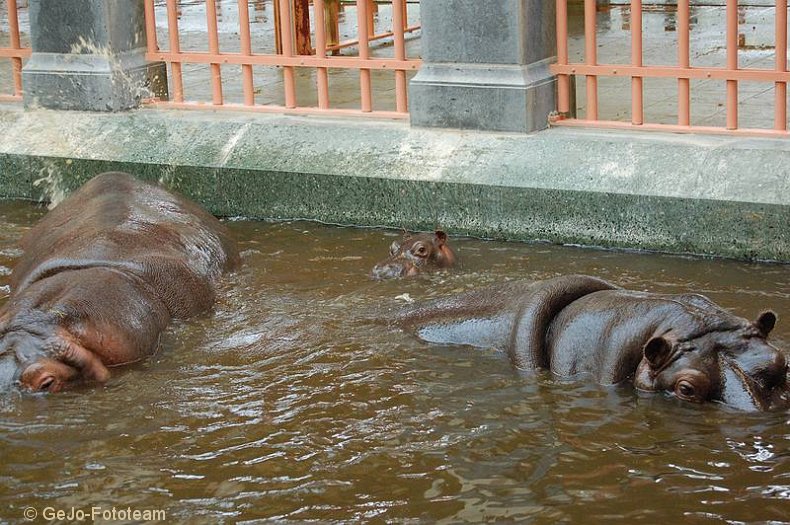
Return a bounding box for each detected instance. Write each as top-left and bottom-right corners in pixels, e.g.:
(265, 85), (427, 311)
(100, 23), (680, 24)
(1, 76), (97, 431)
(32, 160), (69, 209)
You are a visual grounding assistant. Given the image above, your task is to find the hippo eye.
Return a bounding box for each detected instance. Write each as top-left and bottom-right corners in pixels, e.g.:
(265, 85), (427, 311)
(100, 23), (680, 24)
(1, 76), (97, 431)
(675, 380), (697, 401)
(39, 377), (55, 392)
(413, 244), (428, 257)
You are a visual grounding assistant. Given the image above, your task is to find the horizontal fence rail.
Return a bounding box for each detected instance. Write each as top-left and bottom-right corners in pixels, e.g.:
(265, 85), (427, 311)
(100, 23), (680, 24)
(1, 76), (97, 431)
(551, 0), (790, 137)
(0, 0), (30, 102)
(144, 0), (421, 119)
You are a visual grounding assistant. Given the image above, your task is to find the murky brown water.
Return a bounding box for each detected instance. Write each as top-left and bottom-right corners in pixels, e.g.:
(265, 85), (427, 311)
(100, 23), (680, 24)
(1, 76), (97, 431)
(0, 200), (788, 524)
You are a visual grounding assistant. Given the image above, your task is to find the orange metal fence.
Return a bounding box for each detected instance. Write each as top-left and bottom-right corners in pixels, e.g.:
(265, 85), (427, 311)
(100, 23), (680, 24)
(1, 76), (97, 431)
(143, 0), (421, 119)
(551, 0), (790, 136)
(0, 0), (30, 102)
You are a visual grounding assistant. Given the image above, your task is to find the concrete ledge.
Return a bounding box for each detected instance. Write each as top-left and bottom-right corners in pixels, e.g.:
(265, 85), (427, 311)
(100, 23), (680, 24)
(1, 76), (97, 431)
(0, 104), (788, 261)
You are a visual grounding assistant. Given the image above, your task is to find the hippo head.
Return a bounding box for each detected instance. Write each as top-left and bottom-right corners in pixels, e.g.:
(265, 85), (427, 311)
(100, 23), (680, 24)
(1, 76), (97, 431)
(0, 314), (110, 393)
(370, 231), (456, 280)
(634, 311), (789, 411)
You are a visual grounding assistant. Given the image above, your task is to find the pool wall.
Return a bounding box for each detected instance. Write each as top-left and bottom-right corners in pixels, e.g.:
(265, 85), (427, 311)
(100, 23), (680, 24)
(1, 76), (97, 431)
(0, 105), (788, 261)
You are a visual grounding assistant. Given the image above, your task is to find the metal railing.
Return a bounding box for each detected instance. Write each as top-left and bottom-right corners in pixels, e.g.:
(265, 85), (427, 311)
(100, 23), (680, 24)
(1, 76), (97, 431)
(0, 0), (29, 102)
(143, 0), (421, 119)
(551, 0), (790, 136)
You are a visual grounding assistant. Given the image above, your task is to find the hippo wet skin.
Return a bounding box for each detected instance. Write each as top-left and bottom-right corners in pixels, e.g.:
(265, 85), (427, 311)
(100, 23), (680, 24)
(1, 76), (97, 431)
(0, 172), (240, 393)
(396, 275), (789, 411)
(371, 230), (456, 280)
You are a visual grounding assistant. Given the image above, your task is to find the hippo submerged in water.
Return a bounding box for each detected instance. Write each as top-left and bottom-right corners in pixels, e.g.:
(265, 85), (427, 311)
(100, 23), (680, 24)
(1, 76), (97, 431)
(0, 172), (239, 393)
(371, 230), (456, 280)
(396, 275), (788, 411)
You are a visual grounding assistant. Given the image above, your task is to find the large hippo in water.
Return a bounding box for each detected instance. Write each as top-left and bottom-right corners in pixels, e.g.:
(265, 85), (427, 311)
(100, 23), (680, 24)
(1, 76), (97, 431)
(0, 172), (239, 393)
(371, 230), (456, 280)
(396, 275), (788, 411)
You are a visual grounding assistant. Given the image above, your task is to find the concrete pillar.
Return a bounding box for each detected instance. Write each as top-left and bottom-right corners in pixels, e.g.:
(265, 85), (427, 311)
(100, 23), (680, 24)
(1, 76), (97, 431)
(409, 0), (559, 133)
(22, 0), (168, 111)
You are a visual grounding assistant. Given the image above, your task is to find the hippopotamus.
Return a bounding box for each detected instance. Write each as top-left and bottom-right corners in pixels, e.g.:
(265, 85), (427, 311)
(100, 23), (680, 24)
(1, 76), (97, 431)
(0, 172), (239, 393)
(396, 275), (788, 411)
(371, 230), (456, 280)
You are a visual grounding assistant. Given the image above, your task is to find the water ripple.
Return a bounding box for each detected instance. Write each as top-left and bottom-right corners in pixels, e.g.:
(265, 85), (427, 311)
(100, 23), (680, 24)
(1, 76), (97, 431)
(1, 208), (789, 522)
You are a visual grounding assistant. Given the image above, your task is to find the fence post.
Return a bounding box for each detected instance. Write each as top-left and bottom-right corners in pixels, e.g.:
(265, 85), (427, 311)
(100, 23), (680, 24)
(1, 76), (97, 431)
(22, 0), (168, 111)
(409, 0), (559, 132)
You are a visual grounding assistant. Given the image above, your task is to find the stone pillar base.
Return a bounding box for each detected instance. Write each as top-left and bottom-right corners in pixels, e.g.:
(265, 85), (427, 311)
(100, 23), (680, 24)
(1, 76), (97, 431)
(410, 60), (557, 133)
(23, 50), (167, 111)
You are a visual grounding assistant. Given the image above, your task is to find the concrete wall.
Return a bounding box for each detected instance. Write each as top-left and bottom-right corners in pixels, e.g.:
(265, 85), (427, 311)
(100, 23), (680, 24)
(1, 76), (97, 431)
(1, 106), (787, 262)
(2, 0), (787, 262)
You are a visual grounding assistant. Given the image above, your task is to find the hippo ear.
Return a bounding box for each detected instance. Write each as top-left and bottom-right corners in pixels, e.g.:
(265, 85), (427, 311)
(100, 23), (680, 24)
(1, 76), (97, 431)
(644, 336), (673, 370)
(434, 230), (448, 246)
(754, 311), (777, 337)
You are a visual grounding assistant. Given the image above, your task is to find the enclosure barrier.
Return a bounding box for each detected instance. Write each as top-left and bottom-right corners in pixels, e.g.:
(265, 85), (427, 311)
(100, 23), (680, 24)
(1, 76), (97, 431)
(0, 0), (29, 102)
(143, 0), (421, 119)
(551, 0), (790, 136)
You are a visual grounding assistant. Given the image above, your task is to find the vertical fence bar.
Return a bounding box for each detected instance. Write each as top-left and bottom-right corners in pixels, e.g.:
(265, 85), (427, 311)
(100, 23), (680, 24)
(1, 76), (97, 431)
(277, 0), (297, 108)
(356, 0), (372, 112)
(631, 0), (643, 125)
(7, 0), (22, 96)
(402, 0), (408, 30)
(726, 0), (738, 129)
(584, 0), (598, 120)
(166, 0), (184, 102)
(206, 0), (223, 105)
(677, 0), (691, 126)
(775, 0), (788, 131)
(556, 0), (571, 115)
(238, 0), (255, 106)
(392, 0), (407, 113)
(367, 0), (375, 38)
(326, 0), (340, 51)
(314, 0), (330, 109)
(143, 0), (158, 53)
(273, 0), (282, 54)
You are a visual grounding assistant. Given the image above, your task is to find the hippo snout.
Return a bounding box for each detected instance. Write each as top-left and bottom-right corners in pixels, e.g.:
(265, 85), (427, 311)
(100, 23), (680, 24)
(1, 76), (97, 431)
(720, 344), (790, 411)
(370, 261), (416, 280)
(759, 348), (788, 391)
(0, 354), (18, 391)
(764, 355), (790, 410)
(737, 341), (789, 409)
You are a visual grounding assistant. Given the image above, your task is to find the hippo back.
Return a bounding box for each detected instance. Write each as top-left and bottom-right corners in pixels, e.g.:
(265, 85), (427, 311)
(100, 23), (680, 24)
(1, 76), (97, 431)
(395, 275), (618, 367)
(12, 172), (240, 317)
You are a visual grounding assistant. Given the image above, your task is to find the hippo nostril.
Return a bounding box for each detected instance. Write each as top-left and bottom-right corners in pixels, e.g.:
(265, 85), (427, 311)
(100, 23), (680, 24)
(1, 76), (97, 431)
(757, 358), (788, 391)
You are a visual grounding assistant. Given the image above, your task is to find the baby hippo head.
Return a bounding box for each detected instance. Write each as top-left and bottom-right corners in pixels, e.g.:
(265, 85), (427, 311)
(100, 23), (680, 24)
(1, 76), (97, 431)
(0, 323), (110, 393)
(634, 311), (789, 411)
(371, 230), (456, 280)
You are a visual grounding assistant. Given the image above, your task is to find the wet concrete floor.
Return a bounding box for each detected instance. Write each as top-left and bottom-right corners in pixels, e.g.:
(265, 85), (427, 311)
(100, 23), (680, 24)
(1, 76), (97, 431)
(0, 200), (788, 523)
(1, 1), (788, 127)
